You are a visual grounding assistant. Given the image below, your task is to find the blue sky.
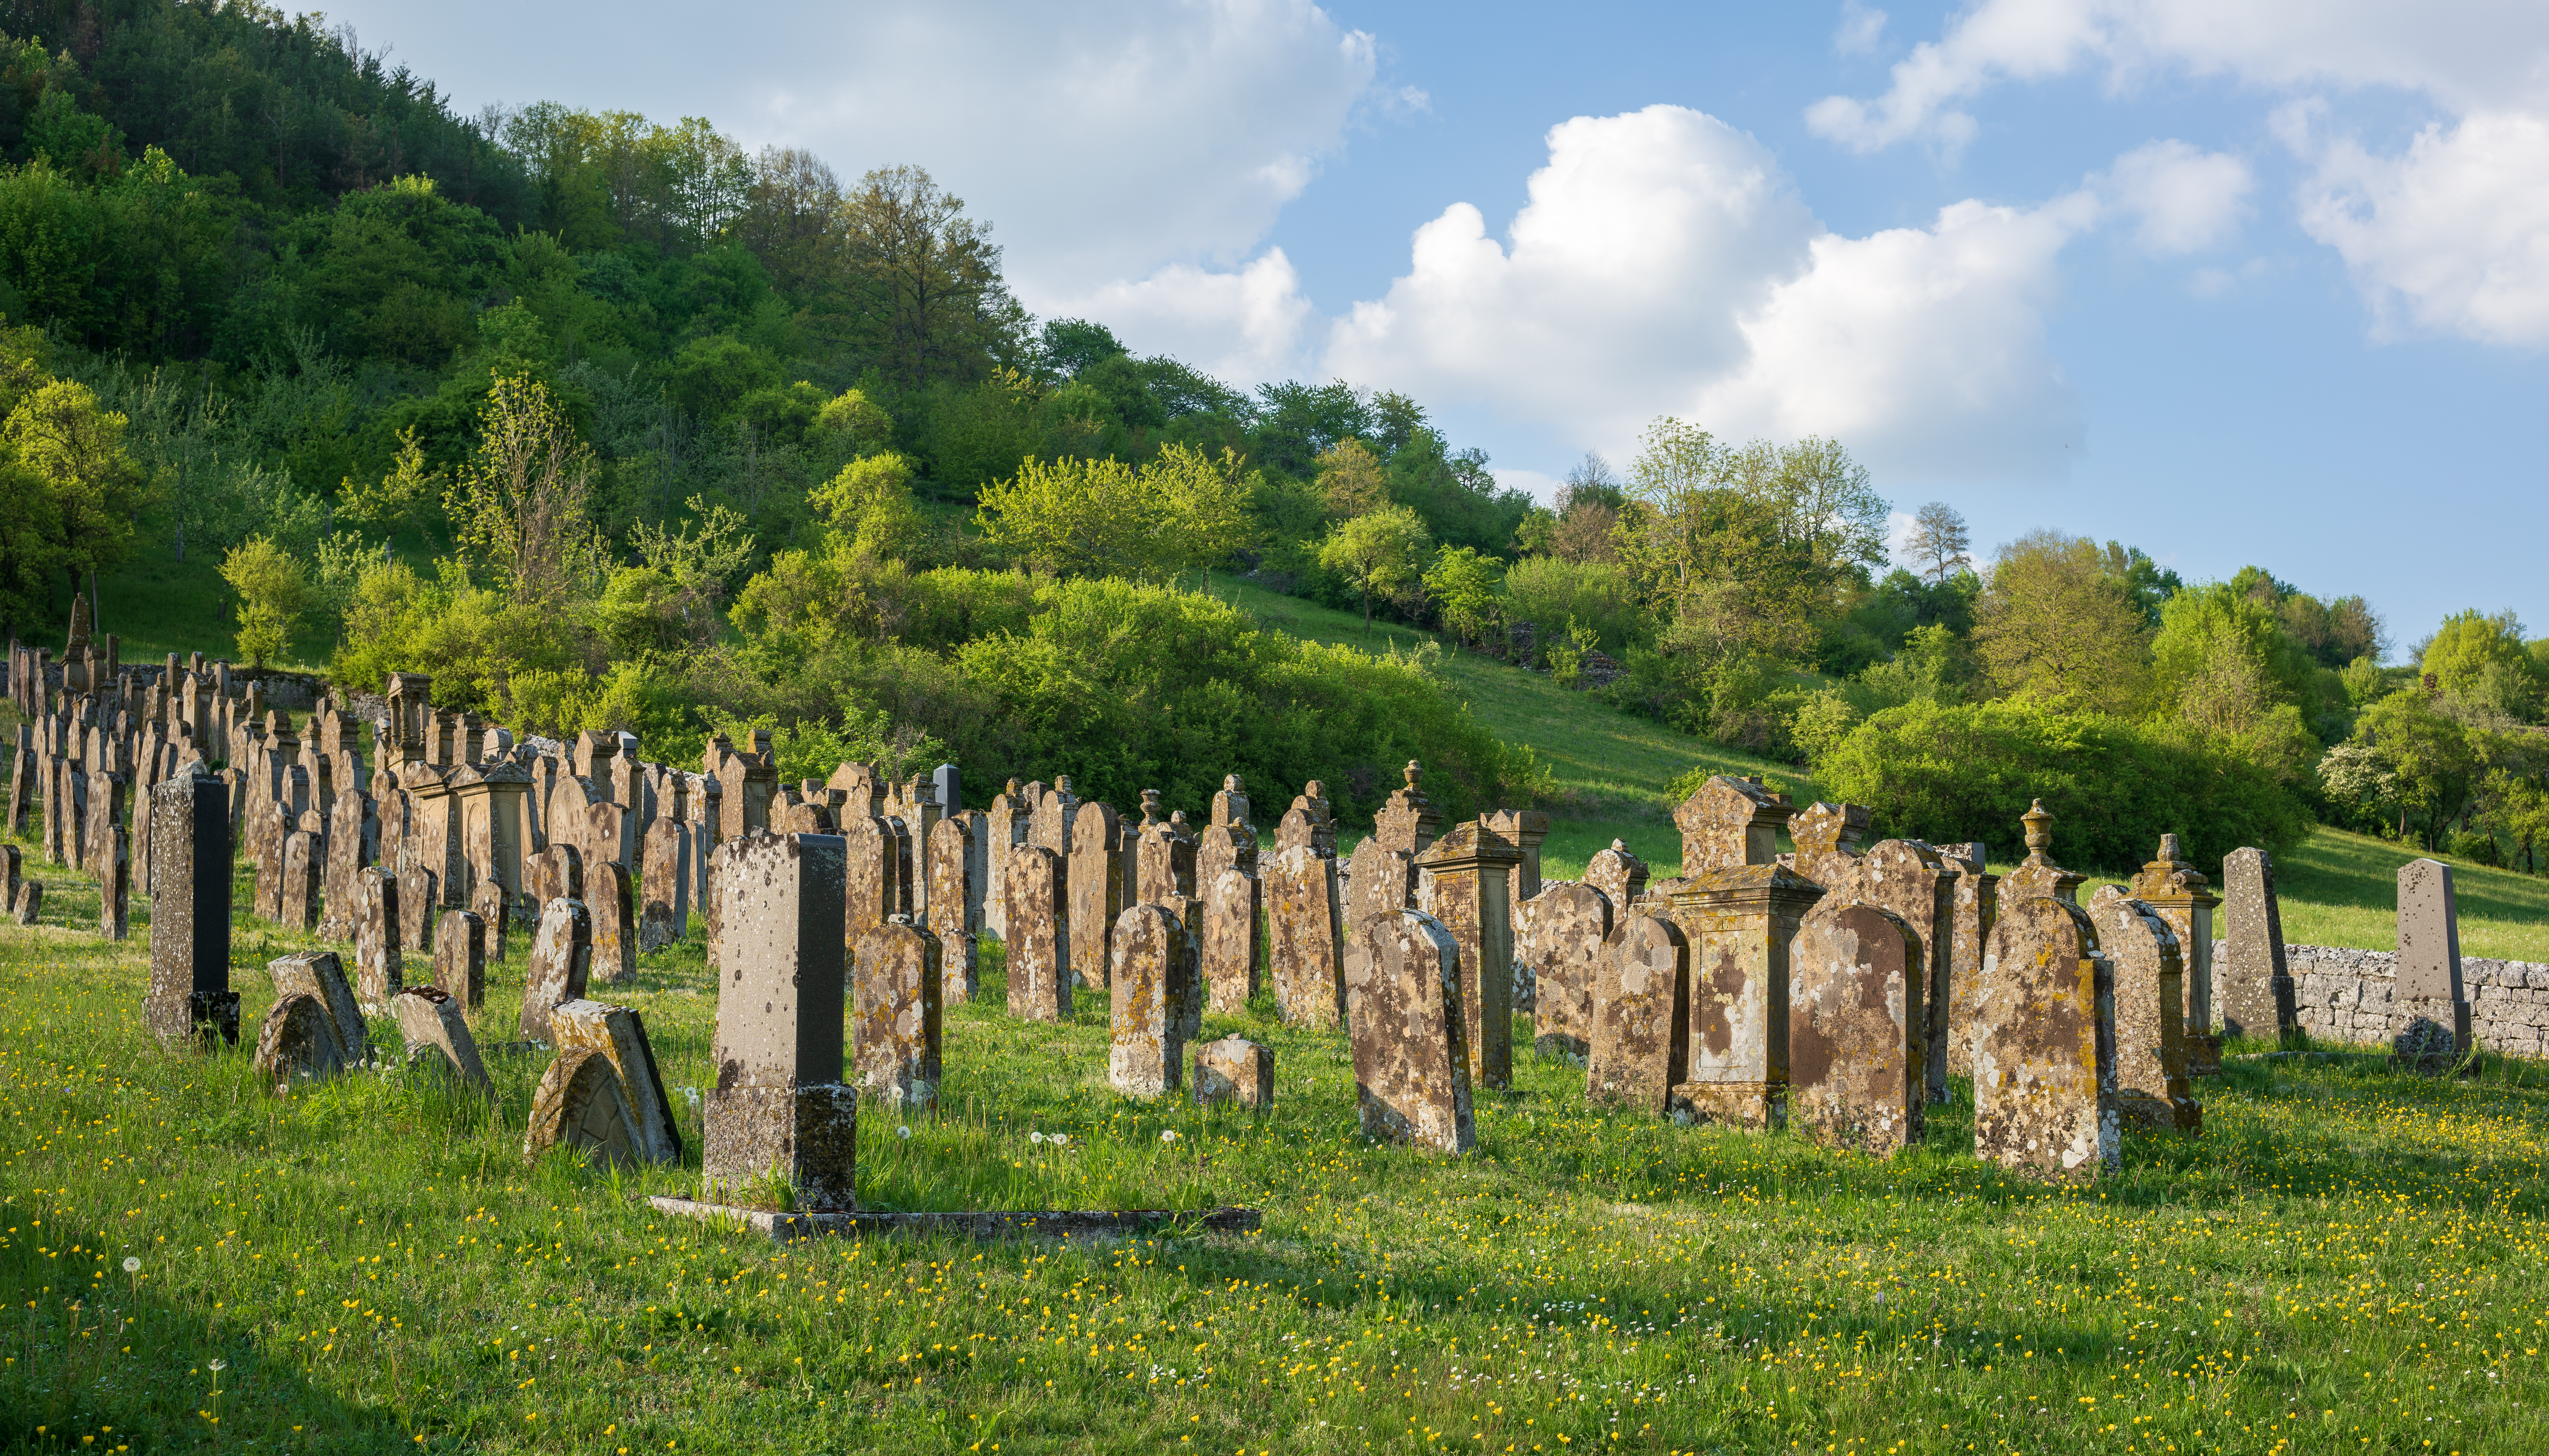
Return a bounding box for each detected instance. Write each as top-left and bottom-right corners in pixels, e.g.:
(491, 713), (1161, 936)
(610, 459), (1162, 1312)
(322, 0), (2549, 658)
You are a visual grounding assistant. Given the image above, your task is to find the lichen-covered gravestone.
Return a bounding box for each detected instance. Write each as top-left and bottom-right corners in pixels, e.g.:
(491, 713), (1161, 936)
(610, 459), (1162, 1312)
(1829, 840), (1956, 1108)
(254, 994), (349, 1092)
(525, 1047), (643, 1169)
(278, 830), (320, 933)
(1265, 842), (1344, 1029)
(1416, 822), (1522, 1090)
(927, 815), (977, 1004)
(1664, 864), (1824, 1130)
(1787, 900), (1923, 1155)
(702, 833), (858, 1209)
(471, 878), (509, 964)
(853, 917), (942, 1109)
(266, 950), (367, 1062)
(520, 897), (594, 1043)
(433, 909), (487, 1008)
(1005, 843), (1070, 1022)
(1348, 835), (1412, 930)
(639, 815), (687, 953)
(354, 866), (403, 1011)
(587, 859), (637, 984)
(393, 986), (494, 1096)
(527, 842), (582, 909)
(548, 999), (681, 1163)
(321, 788), (371, 941)
(397, 862), (438, 952)
(2394, 857), (2474, 1074)
(1069, 800), (1122, 988)
(1973, 895), (2118, 1184)
(1588, 913), (1687, 1114)
(144, 772), (235, 1047)
(2129, 834), (2220, 1076)
(2087, 886), (2199, 1133)
(1345, 909), (1474, 1154)
(2218, 846), (2299, 1047)
(1194, 1035), (1274, 1107)
(1110, 903), (1202, 1097)
(1942, 845), (1999, 1083)
(1519, 881), (1611, 1061)
(1673, 775), (1794, 877)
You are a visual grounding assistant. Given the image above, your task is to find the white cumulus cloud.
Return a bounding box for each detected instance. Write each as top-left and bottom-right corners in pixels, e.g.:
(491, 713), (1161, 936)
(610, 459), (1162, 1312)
(1067, 250), (1317, 383)
(2100, 140), (2252, 252)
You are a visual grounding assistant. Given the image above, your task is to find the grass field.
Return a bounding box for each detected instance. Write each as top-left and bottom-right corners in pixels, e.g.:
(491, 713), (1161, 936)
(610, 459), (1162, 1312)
(9, 825), (2549, 1453)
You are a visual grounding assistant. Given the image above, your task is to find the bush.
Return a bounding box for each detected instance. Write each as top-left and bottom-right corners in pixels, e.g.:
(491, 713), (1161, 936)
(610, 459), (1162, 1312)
(1501, 556), (1643, 661)
(1815, 698), (2310, 872)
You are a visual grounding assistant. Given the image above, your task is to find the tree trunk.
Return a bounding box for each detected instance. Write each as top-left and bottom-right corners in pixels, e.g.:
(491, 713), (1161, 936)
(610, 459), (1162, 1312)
(1361, 590), (1373, 633)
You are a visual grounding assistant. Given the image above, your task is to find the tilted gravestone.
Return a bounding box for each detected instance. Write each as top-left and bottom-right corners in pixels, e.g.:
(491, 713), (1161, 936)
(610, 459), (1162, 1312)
(1973, 895), (2118, 1184)
(853, 917), (943, 1110)
(145, 771), (236, 1049)
(1265, 843), (1344, 1029)
(434, 909), (487, 1008)
(1518, 881), (1610, 1061)
(525, 1046), (645, 1169)
(549, 999), (681, 1163)
(702, 833), (858, 1209)
(397, 862), (438, 952)
(267, 950), (368, 1062)
(393, 986), (494, 1096)
(2219, 847), (2300, 1047)
(1787, 899), (1923, 1156)
(1416, 821), (1523, 1091)
(2087, 886), (2199, 1133)
(354, 867), (403, 1010)
(1345, 909), (1473, 1154)
(2395, 857), (2474, 1073)
(520, 897), (594, 1043)
(1110, 902), (1202, 1098)
(587, 859), (637, 984)
(1004, 844), (1070, 1022)
(1587, 913), (1688, 1115)
(1194, 1035), (1274, 1108)
(254, 994), (349, 1091)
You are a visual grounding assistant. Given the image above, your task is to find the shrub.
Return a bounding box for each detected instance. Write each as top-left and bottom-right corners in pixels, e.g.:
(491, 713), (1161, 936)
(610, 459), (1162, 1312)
(1501, 556), (1642, 660)
(1815, 697), (2309, 872)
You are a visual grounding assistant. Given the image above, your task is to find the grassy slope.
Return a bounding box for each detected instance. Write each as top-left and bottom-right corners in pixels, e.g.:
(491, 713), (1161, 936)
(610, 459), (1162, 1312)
(17, 549), (337, 674)
(9, 828), (2549, 1451)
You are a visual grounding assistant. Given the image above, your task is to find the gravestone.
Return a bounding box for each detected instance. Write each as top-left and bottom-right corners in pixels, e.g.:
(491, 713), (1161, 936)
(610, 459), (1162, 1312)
(1070, 800), (1123, 987)
(853, 917), (942, 1109)
(588, 859), (637, 984)
(278, 830), (320, 932)
(0, 843), (15, 910)
(2394, 857), (2474, 1073)
(526, 842), (583, 910)
(842, 813), (896, 940)
(1833, 840), (1956, 1108)
(1347, 834), (1413, 934)
(2219, 846), (2300, 1047)
(97, 823), (129, 941)
(702, 833), (857, 1209)
(2000, 799), (2085, 906)
(640, 815), (688, 952)
(2130, 834), (2221, 1074)
(254, 995), (349, 1091)
(397, 862), (438, 952)
(1520, 882), (1612, 1060)
(926, 815), (977, 1001)
(1973, 895), (2118, 1184)
(266, 951), (368, 1062)
(550, 999), (682, 1162)
(525, 1048), (644, 1168)
(1787, 899), (1923, 1155)
(1588, 913), (1688, 1114)
(1416, 821), (1523, 1090)
(2087, 886), (2199, 1132)
(354, 867), (403, 1010)
(434, 909), (487, 1008)
(471, 877), (510, 963)
(1369, 761), (1441, 857)
(145, 772), (237, 1049)
(1265, 843), (1344, 1029)
(1194, 1035), (1275, 1108)
(1673, 775), (1794, 877)
(1109, 902), (1202, 1098)
(520, 897), (594, 1042)
(1663, 864), (1825, 1129)
(1202, 865), (1260, 1014)
(321, 788), (371, 941)
(1004, 844), (1070, 1021)
(1136, 797), (1197, 905)
(392, 986), (494, 1095)
(1583, 839), (1649, 918)
(1941, 846), (1999, 1084)
(1788, 801), (1872, 885)
(1345, 909), (1474, 1154)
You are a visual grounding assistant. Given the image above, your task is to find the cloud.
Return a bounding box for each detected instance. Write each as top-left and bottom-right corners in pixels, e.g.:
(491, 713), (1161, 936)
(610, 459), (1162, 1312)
(1835, 2), (1889, 57)
(2292, 110), (2549, 346)
(2100, 140), (2252, 252)
(1314, 105), (2098, 480)
(1066, 250), (1317, 383)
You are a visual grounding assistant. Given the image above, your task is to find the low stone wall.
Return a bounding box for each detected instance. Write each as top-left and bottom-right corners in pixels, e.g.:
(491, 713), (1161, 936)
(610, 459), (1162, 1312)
(2212, 940), (2549, 1061)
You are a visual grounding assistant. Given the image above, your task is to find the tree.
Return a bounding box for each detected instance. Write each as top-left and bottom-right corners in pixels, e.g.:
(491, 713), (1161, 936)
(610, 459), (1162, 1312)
(1315, 437), (1388, 518)
(1318, 506), (1431, 631)
(1423, 546), (1505, 651)
(1902, 501), (1972, 583)
(219, 534), (309, 667)
(1147, 444), (1261, 585)
(2353, 688), (2482, 848)
(841, 165), (1019, 386)
(442, 374), (607, 609)
(4, 378), (150, 612)
(1614, 418), (1823, 674)
(813, 453), (928, 563)
(335, 426), (446, 550)
(1970, 530), (2153, 715)
(2422, 609), (2543, 720)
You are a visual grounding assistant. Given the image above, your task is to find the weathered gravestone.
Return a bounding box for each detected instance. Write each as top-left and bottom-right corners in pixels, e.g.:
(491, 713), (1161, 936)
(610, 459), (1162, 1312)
(587, 859), (637, 984)
(1663, 864), (1824, 1129)
(1830, 840), (1956, 1108)
(1518, 881), (1611, 1061)
(927, 816), (977, 1003)
(0, 843), (15, 910)
(1346, 834), (1413, 945)
(2130, 835), (2221, 1076)
(1787, 900), (1923, 1155)
(1787, 801), (1872, 885)
(254, 995), (349, 1091)
(1194, 1035), (1275, 1108)
(1674, 775), (1794, 877)
(1265, 842), (1344, 1029)
(1941, 844), (1999, 1084)
(1110, 902), (1203, 1098)
(2395, 857), (2474, 1073)
(1202, 865), (1260, 1014)
(1369, 761), (1441, 858)
(434, 909), (487, 1008)
(520, 897), (594, 1043)
(1069, 800), (1122, 987)
(1973, 895), (2118, 1184)
(1417, 821), (1523, 1090)
(397, 862), (438, 952)
(1587, 913), (1688, 1114)
(9, 877), (37, 925)
(1005, 844), (1070, 1021)
(853, 917), (942, 1109)
(471, 878), (510, 964)
(702, 833), (858, 1209)
(1482, 807), (1550, 911)
(1134, 793), (1196, 906)
(97, 823), (130, 941)
(267, 950), (368, 1062)
(549, 999), (681, 1162)
(1345, 909), (1474, 1154)
(278, 829), (320, 933)
(321, 788), (371, 941)
(392, 986), (494, 1096)
(2087, 886), (2198, 1132)
(527, 842), (582, 911)
(1583, 839), (1649, 917)
(354, 867), (403, 1010)
(2219, 846), (2300, 1047)
(842, 812), (896, 942)
(1999, 800), (2085, 907)
(525, 1045), (644, 1168)
(640, 816), (688, 953)
(144, 771), (237, 1048)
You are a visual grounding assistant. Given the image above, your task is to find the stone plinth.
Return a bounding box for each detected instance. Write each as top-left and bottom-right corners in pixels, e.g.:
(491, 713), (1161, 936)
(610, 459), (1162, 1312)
(1663, 864), (1824, 1129)
(1416, 821), (1523, 1090)
(1194, 1035), (1274, 1107)
(145, 771), (236, 1049)
(703, 833), (855, 1209)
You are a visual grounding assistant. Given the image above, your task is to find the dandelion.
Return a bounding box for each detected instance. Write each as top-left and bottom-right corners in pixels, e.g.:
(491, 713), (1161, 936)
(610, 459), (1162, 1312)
(121, 1258), (138, 1274)
(1031, 1131), (1045, 1145)
(898, 1126), (913, 1140)
(1161, 1130), (1179, 1145)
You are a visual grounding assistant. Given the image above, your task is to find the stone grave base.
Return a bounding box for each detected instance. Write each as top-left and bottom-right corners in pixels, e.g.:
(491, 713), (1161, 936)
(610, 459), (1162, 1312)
(2115, 1090), (2202, 1136)
(1666, 1080), (1784, 1131)
(2186, 1033), (2224, 1077)
(648, 1197), (1262, 1243)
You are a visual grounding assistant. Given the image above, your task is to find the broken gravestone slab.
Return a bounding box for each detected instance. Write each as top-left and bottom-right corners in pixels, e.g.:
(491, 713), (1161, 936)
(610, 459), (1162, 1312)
(1194, 1035), (1274, 1108)
(254, 994), (348, 1092)
(520, 897), (594, 1044)
(525, 1048), (644, 1169)
(550, 999), (682, 1163)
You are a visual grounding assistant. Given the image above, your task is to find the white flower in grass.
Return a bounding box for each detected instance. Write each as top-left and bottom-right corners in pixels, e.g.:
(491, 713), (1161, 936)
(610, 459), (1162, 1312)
(1048, 1133), (1068, 1148)
(1159, 1129), (1179, 1145)
(1030, 1131), (1045, 1145)
(897, 1125), (912, 1140)
(122, 1257), (140, 1273)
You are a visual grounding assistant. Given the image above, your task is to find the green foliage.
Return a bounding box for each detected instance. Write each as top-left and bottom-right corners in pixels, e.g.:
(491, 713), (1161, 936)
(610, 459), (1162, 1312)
(1317, 506), (1431, 631)
(2422, 609), (2544, 721)
(975, 444), (1255, 582)
(1816, 697), (2310, 871)
(215, 534), (307, 667)
(1500, 556), (1642, 660)
(1421, 546), (1504, 649)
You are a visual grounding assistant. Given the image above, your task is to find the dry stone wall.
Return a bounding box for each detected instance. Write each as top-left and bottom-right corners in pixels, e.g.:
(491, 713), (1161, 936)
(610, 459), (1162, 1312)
(2211, 941), (2549, 1062)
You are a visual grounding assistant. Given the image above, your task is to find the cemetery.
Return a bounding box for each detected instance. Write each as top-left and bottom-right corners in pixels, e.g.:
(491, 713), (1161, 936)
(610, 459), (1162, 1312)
(6, 611), (2549, 1452)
